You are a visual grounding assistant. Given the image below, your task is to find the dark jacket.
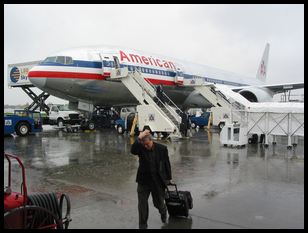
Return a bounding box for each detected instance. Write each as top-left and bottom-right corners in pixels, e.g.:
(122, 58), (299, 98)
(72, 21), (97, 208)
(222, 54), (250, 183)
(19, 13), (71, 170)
(131, 139), (172, 186)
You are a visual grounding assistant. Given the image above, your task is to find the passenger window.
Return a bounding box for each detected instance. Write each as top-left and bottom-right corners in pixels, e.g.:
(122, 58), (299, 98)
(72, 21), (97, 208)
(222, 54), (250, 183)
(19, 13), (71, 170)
(56, 56), (65, 64)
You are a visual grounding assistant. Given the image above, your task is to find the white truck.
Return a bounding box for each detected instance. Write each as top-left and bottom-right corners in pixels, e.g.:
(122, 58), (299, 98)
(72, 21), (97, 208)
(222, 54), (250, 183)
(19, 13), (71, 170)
(47, 104), (82, 127)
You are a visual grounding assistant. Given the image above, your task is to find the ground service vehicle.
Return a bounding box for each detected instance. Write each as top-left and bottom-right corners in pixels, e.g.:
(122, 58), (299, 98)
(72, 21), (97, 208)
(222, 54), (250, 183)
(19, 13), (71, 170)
(115, 112), (138, 135)
(91, 108), (120, 129)
(4, 153), (71, 229)
(48, 104), (82, 127)
(190, 112), (210, 129)
(120, 107), (136, 120)
(4, 110), (42, 136)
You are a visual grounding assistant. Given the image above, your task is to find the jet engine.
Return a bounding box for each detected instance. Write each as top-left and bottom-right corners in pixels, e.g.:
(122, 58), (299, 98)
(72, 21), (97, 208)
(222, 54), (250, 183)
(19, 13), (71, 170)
(238, 87), (274, 102)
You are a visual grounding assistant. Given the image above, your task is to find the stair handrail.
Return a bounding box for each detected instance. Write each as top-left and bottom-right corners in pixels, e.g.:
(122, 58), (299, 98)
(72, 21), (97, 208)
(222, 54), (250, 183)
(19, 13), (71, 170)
(132, 69), (182, 124)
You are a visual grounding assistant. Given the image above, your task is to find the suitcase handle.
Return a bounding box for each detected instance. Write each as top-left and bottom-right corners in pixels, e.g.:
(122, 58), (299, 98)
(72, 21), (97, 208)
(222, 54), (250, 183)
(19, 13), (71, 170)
(166, 183), (180, 197)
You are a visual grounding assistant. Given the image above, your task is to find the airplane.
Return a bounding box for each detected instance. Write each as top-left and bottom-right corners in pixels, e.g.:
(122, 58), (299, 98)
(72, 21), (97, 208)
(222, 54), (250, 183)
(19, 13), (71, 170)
(28, 43), (304, 110)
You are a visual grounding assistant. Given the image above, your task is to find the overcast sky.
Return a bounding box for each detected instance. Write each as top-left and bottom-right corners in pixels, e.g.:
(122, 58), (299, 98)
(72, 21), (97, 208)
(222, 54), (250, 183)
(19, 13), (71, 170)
(4, 4), (304, 105)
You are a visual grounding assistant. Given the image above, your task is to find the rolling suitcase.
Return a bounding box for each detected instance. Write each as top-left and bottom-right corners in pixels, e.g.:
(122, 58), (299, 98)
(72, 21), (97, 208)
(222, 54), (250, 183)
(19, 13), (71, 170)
(165, 183), (193, 217)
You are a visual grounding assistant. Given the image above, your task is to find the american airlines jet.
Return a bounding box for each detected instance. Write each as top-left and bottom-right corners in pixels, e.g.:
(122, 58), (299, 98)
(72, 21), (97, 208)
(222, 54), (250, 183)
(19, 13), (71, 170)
(28, 43), (303, 109)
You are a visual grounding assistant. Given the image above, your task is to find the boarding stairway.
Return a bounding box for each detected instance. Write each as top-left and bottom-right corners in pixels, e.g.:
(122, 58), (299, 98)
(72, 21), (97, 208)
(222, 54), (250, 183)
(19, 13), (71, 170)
(184, 79), (248, 124)
(194, 83), (248, 110)
(109, 67), (183, 137)
(194, 84), (232, 109)
(183, 78), (304, 148)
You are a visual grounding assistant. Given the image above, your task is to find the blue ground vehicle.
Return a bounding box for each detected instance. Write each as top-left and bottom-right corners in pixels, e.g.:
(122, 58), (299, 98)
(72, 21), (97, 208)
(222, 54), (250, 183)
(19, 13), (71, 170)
(190, 112), (210, 129)
(115, 118), (126, 134)
(115, 112), (138, 134)
(4, 110), (42, 136)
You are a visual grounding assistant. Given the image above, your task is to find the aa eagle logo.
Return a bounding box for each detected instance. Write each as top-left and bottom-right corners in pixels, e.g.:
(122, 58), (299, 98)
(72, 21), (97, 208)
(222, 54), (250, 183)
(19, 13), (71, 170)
(10, 67), (21, 83)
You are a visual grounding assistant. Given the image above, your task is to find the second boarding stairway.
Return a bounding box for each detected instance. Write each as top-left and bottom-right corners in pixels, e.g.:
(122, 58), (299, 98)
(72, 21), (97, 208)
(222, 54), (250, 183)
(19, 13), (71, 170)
(184, 78), (250, 124)
(183, 78), (304, 148)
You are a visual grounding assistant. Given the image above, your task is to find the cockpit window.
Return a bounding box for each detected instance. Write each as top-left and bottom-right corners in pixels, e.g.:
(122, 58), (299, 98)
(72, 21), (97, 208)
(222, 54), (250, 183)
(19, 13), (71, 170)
(42, 56), (74, 65)
(43, 56), (57, 63)
(56, 56), (65, 64)
(65, 56), (73, 64)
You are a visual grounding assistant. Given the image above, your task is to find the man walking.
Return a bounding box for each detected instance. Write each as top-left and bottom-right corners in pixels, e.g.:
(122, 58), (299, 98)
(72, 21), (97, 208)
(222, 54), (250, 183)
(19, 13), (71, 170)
(156, 84), (165, 106)
(131, 129), (172, 229)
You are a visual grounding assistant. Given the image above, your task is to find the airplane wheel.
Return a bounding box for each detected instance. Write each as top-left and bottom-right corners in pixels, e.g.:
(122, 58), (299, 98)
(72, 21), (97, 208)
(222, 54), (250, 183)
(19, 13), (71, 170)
(16, 122), (30, 136)
(191, 122), (196, 129)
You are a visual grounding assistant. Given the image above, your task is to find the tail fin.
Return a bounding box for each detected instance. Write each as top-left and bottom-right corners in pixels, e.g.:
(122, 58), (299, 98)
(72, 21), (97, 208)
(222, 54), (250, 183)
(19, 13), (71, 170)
(256, 43), (270, 83)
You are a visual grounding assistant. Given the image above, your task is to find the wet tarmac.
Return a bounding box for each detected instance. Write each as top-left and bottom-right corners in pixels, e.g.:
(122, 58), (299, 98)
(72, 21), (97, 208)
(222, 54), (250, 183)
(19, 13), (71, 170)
(4, 126), (304, 229)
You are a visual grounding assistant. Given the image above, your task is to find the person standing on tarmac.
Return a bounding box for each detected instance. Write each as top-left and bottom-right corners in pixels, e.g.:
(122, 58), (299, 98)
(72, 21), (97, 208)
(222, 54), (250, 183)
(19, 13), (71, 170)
(131, 129), (172, 229)
(180, 110), (190, 137)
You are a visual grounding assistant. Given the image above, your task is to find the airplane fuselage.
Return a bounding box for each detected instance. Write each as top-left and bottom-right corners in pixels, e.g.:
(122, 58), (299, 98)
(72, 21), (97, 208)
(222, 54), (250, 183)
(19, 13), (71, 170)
(28, 45), (265, 109)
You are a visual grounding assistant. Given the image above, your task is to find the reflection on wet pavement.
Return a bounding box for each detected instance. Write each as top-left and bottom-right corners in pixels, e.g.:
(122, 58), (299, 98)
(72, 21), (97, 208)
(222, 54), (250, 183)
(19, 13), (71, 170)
(4, 127), (304, 229)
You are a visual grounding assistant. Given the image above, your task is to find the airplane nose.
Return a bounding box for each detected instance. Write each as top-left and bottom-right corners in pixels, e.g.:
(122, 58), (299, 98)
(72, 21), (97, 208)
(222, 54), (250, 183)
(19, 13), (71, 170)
(28, 66), (47, 88)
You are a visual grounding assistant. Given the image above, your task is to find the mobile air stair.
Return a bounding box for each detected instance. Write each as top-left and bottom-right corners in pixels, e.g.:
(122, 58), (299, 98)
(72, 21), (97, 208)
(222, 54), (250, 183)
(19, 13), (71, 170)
(184, 78), (304, 149)
(109, 67), (183, 138)
(184, 79), (248, 126)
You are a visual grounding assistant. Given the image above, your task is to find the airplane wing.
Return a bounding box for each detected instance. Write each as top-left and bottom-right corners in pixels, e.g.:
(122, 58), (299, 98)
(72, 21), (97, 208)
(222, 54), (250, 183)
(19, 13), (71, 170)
(232, 82), (304, 94)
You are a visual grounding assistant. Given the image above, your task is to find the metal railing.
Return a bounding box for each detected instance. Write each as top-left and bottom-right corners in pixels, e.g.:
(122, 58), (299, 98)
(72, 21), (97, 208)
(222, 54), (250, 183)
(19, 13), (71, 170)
(280, 94), (304, 102)
(131, 69), (182, 124)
